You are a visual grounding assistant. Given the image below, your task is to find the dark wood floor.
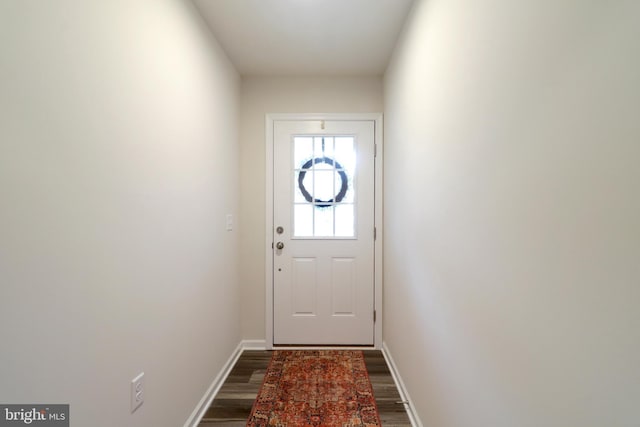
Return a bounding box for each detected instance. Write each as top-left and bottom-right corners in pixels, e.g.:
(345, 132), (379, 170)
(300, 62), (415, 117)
(198, 350), (412, 427)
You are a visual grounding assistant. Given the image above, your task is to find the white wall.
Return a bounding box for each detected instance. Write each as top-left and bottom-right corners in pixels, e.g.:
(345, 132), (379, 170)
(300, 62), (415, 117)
(384, 1), (640, 426)
(239, 77), (383, 340)
(0, 1), (241, 426)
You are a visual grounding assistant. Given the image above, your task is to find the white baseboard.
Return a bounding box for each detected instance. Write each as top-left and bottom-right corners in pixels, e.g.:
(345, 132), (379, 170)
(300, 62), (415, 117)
(184, 340), (268, 427)
(241, 339), (267, 350)
(186, 340), (419, 427)
(382, 342), (424, 427)
(183, 341), (245, 427)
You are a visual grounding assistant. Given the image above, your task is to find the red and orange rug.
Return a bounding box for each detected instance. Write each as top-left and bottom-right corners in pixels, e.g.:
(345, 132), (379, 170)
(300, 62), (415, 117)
(246, 350), (382, 427)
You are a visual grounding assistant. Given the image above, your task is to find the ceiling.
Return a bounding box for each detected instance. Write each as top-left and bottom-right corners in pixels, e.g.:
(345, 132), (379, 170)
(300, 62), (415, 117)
(193, 0), (415, 76)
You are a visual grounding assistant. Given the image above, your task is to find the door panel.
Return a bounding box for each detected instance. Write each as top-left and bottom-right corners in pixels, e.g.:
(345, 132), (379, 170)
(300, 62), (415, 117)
(291, 257), (317, 315)
(331, 257), (356, 315)
(273, 120), (375, 345)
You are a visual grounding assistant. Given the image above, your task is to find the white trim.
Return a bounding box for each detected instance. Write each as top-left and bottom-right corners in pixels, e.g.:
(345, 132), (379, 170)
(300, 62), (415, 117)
(242, 339), (268, 350)
(185, 340), (268, 426)
(265, 113), (383, 350)
(373, 115), (384, 347)
(183, 341), (244, 427)
(186, 340), (420, 427)
(265, 115), (275, 349)
(382, 342), (424, 427)
(272, 346), (376, 350)
(267, 113), (383, 122)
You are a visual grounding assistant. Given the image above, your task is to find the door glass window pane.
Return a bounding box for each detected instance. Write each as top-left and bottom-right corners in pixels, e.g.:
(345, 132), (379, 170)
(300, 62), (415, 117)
(294, 137), (313, 166)
(293, 135), (356, 238)
(314, 206), (334, 237)
(335, 204), (355, 237)
(313, 168), (335, 202)
(294, 204), (313, 237)
(294, 170), (311, 203)
(314, 136), (334, 159)
(335, 137), (355, 171)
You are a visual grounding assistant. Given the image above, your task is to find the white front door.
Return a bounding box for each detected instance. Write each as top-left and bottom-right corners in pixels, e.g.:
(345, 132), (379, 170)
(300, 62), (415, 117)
(272, 119), (375, 345)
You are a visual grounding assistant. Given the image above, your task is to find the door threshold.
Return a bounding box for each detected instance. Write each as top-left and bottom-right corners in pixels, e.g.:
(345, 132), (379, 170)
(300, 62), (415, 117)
(272, 345), (376, 350)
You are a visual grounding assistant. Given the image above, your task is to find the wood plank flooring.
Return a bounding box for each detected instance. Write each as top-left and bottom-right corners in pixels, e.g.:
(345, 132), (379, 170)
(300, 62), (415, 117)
(198, 350), (412, 427)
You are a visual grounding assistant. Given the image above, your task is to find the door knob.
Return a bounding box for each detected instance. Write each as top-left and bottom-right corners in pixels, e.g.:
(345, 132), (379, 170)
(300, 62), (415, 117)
(276, 242), (284, 250)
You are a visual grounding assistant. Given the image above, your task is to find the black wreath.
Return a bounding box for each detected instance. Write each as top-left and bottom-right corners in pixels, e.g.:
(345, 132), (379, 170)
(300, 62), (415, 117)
(298, 157), (348, 208)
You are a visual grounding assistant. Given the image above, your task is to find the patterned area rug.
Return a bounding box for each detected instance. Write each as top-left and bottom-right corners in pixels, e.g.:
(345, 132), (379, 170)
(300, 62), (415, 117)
(246, 350), (382, 427)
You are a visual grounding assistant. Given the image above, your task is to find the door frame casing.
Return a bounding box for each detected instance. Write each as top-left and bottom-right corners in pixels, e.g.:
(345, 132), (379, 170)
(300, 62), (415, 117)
(265, 113), (383, 349)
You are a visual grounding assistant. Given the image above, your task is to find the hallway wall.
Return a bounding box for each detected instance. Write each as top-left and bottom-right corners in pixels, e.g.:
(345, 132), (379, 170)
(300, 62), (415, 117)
(0, 1), (241, 426)
(384, 0), (640, 426)
(238, 77), (383, 340)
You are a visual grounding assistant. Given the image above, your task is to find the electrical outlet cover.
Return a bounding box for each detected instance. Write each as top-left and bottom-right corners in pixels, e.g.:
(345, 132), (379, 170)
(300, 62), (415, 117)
(131, 372), (144, 413)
